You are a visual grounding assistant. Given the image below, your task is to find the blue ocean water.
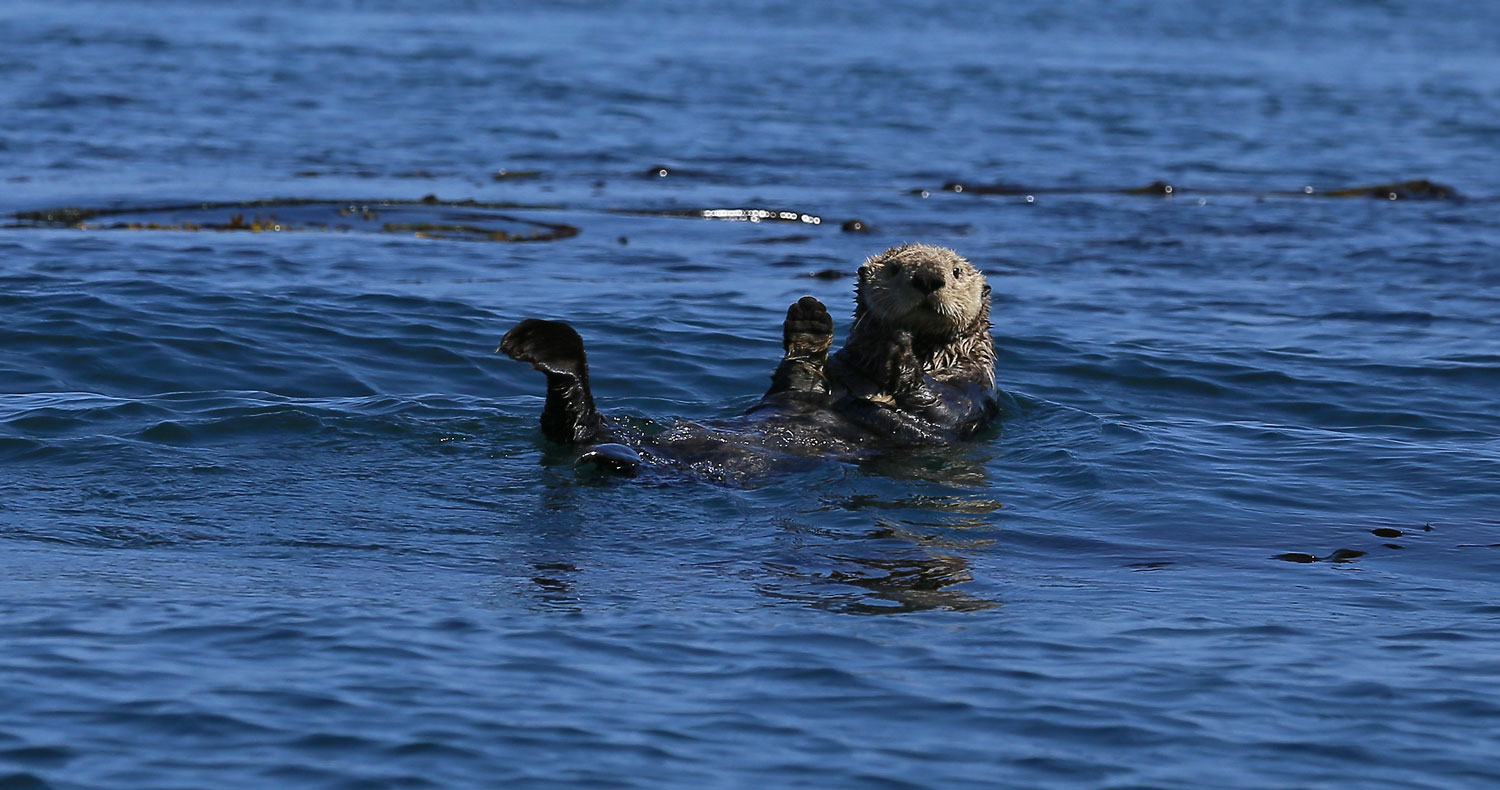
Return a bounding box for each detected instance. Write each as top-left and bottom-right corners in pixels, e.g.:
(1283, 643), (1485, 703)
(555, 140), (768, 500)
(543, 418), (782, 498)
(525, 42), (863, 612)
(3, 0), (1500, 787)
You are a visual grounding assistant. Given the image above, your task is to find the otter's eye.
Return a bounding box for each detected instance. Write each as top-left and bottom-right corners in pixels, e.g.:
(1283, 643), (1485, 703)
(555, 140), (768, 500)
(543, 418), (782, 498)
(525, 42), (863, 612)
(952, 267), (962, 278)
(886, 264), (902, 276)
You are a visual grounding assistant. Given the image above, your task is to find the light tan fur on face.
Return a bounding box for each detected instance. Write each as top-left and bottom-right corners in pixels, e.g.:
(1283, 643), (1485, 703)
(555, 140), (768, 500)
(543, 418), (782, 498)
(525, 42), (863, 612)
(847, 244), (996, 389)
(855, 244), (987, 339)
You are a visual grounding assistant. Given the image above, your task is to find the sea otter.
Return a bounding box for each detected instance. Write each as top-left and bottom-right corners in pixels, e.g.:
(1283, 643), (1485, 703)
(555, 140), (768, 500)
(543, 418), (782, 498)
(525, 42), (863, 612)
(500, 244), (1002, 479)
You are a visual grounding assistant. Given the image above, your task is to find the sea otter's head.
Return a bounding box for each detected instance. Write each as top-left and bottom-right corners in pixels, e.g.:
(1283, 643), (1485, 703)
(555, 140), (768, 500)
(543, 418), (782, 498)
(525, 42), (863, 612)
(855, 244), (990, 339)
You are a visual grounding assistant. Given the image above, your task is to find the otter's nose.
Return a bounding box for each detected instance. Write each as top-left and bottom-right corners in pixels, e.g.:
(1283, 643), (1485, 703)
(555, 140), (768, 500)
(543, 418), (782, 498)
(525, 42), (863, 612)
(911, 270), (945, 294)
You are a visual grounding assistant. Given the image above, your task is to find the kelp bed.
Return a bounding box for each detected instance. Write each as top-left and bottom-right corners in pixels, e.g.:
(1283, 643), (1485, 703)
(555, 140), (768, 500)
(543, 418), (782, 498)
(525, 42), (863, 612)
(8, 196), (580, 243)
(5, 179), (1471, 243)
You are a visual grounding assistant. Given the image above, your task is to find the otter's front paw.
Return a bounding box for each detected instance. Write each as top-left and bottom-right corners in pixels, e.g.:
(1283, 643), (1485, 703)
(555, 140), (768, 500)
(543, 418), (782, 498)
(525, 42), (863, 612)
(880, 331), (927, 396)
(783, 296), (834, 358)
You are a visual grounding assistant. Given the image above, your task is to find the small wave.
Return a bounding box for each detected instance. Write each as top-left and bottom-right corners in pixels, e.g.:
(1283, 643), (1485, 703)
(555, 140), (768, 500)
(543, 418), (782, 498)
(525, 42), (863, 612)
(1318, 309), (1441, 324)
(0, 392), (519, 469)
(1054, 359), (1227, 397)
(21, 91), (142, 111)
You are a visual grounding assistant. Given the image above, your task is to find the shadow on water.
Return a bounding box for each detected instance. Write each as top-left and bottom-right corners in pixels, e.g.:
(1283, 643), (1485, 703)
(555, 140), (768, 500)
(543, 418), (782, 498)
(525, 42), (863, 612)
(759, 549), (995, 615)
(780, 445), (1005, 615)
(755, 527), (1002, 615)
(854, 443), (999, 488)
(750, 442), (1006, 616)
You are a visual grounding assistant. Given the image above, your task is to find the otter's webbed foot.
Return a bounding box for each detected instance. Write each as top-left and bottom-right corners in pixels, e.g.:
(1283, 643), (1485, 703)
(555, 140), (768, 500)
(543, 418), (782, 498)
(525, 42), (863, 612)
(499, 318), (606, 444)
(763, 296), (834, 400)
(576, 443), (642, 476)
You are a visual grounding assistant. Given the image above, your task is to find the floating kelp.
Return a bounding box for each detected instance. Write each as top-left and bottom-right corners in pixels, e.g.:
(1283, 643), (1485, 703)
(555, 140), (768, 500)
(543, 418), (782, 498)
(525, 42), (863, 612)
(9, 179), (1471, 247)
(613, 207), (825, 224)
(840, 219), (872, 233)
(935, 178), (1465, 201)
(1273, 548), (1367, 563)
(491, 169), (545, 181)
(1320, 179), (1462, 200)
(9, 196), (578, 242)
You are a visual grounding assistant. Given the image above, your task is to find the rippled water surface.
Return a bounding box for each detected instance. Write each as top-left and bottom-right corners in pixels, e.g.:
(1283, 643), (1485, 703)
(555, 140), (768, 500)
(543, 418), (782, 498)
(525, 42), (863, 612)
(4, 1), (1500, 787)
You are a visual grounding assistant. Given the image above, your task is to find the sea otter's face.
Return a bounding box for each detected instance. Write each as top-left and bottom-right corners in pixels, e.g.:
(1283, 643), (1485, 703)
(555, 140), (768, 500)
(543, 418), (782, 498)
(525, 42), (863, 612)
(857, 244), (988, 338)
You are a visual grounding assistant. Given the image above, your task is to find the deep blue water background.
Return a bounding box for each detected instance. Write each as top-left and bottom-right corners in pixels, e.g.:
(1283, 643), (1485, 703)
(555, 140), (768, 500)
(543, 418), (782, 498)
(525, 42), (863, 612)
(3, 0), (1500, 787)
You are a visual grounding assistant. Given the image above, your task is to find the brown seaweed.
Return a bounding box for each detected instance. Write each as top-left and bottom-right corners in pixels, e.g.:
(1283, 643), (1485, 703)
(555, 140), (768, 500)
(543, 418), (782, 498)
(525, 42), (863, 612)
(936, 178), (1464, 201)
(10, 197), (578, 242)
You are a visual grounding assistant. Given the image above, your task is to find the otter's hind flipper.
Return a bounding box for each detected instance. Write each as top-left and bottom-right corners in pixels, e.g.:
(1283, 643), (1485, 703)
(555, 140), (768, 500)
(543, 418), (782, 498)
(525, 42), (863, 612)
(499, 319), (606, 444)
(764, 296), (834, 398)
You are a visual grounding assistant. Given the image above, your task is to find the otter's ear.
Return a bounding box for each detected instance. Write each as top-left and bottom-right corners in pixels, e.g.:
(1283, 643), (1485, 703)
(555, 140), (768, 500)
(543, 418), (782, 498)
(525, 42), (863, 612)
(982, 284), (992, 297)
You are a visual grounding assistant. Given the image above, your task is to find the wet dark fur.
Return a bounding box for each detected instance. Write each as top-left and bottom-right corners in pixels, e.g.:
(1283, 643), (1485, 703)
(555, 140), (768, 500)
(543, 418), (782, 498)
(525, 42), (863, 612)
(501, 245), (1001, 478)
